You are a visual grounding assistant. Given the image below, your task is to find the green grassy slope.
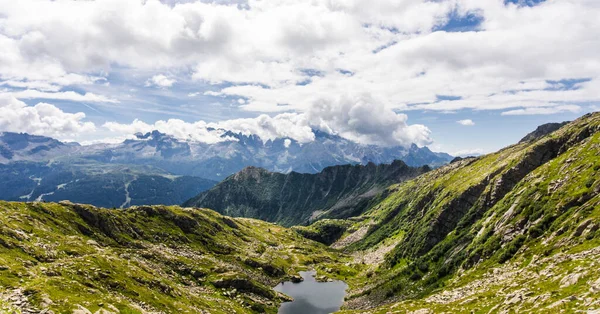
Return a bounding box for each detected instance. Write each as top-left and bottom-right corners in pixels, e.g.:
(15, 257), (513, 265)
(317, 112), (600, 312)
(0, 201), (348, 313)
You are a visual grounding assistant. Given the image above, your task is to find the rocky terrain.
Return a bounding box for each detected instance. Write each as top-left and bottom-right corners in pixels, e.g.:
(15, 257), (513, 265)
(184, 160), (429, 226)
(0, 201), (354, 314)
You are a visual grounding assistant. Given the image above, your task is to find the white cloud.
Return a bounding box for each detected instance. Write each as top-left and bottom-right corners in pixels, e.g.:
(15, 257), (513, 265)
(451, 148), (487, 157)
(101, 98), (431, 147)
(2, 90), (118, 103)
(145, 74), (176, 88)
(305, 93), (431, 146)
(0, 95), (95, 138)
(500, 105), (582, 116)
(0, 0), (599, 146)
(457, 119), (475, 126)
(103, 119), (232, 144)
(213, 113), (316, 143)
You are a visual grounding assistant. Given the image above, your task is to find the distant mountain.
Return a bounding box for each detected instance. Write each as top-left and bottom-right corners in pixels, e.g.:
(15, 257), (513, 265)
(0, 130), (450, 207)
(1, 130), (452, 181)
(0, 160), (216, 208)
(184, 160), (430, 226)
(80, 130), (452, 181)
(0, 132), (74, 162)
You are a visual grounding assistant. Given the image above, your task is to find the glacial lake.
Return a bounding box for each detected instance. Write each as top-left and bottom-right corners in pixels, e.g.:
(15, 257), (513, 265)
(274, 270), (348, 314)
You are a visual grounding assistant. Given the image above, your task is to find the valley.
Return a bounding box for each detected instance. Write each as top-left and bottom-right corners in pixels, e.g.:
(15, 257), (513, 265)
(0, 113), (599, 314)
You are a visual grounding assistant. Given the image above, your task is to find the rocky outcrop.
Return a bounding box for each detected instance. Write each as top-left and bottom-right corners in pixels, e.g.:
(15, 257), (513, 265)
(519, 122), (569, 143)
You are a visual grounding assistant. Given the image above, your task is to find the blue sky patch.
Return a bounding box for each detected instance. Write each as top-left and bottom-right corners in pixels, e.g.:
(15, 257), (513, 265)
(504, 0), (546, 7)
(436, 95), (462, 101)
(436, 9), (484, 33)
(545, 78), (592, 91)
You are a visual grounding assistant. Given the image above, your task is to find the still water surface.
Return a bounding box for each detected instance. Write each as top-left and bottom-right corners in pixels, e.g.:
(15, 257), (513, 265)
(273, 270), (348, 314)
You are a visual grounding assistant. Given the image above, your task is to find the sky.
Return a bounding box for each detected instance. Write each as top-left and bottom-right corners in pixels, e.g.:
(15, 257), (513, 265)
(0, 0), (599, 155)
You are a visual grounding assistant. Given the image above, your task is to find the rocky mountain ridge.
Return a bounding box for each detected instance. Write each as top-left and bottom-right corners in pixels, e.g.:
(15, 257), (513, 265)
(184, 160), (430, 226)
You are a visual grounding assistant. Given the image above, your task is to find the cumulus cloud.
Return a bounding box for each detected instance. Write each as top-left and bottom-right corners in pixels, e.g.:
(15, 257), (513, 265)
(457, 119), (475, 126)
(214, 113), (316, 143)
(101, 96), (431, 147)
(306, 94), (431, 146)
(103, 119), (231, 144)
(0, 95), (95, 138)
(103, 113), (314, 144)
(145, 74), (176, 88)
(1, 0), (599, 147)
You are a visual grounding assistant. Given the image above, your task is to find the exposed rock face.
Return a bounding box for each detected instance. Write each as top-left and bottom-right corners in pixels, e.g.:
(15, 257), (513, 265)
(519, 121), (569, 143)
(290, 275), (304, 283)
(184, 160), (430, 226)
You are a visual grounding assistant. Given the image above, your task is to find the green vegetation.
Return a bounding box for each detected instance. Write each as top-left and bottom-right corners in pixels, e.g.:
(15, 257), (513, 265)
(3, 113), (600, 313)
(0, 201), (348, 313)
(292, 219), (353, 245)
(0, 160), (216, 208)
(324, 112), (600, 312)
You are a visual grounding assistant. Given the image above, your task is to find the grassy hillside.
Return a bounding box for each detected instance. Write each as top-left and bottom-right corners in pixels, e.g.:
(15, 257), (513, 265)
(0, 201), (349, 313)
(306, 112), (600, 312)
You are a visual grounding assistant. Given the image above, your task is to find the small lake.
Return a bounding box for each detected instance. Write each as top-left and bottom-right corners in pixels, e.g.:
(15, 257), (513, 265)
(274, 270), (348, 314)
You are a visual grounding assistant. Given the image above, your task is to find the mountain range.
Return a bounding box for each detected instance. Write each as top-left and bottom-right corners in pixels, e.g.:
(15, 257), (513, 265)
(0, 130), (452, 181)
(0, 129), (452, 208)
(1, 113), (599, 313)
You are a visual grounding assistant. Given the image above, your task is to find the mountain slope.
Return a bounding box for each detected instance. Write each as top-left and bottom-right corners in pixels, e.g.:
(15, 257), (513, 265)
(0, 132), (74, 163)
(0, 201), (348, 314)
(184, 160), (430, 226)
(0, 161), (216, 208)
(299, 112), (600, 312)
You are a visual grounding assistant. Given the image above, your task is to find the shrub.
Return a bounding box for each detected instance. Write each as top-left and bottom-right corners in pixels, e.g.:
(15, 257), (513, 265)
(498, 234), (526, 263)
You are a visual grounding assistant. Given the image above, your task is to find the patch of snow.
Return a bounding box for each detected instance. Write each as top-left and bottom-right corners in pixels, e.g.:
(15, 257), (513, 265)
(35, 191), (54, 202)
